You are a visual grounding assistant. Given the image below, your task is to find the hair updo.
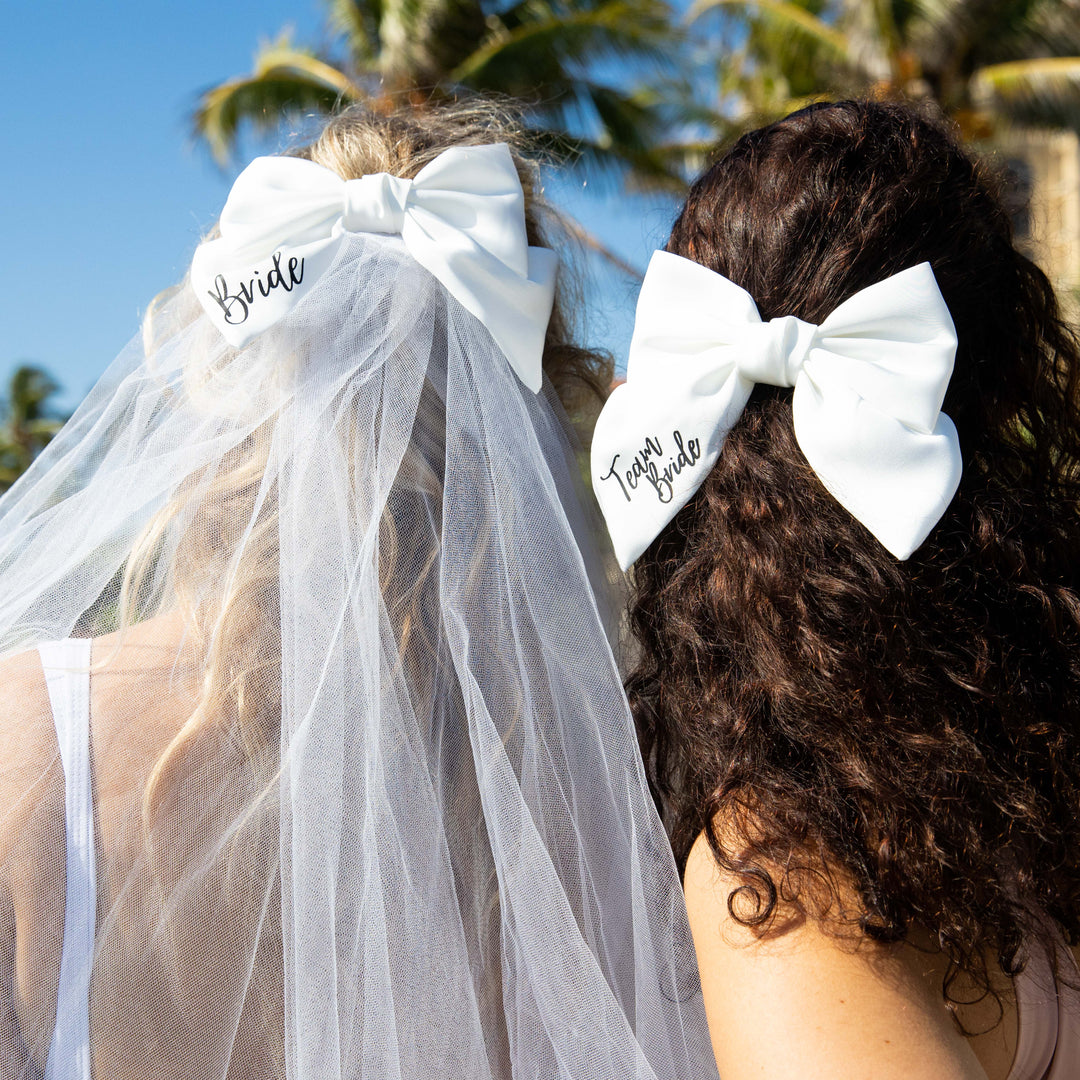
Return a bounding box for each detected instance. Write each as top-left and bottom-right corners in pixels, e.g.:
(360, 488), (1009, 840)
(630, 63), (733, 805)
(300, 102), (611, 423)
(627, 99), (1080, 1008)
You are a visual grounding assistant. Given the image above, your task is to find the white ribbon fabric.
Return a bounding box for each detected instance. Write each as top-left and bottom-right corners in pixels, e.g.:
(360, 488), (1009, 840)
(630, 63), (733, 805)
(190, 143), (558, 392)
(591, 251), (963, 569)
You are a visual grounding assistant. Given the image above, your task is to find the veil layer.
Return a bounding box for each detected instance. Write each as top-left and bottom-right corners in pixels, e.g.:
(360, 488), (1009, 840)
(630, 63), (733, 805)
(0, 232), (718, 1079)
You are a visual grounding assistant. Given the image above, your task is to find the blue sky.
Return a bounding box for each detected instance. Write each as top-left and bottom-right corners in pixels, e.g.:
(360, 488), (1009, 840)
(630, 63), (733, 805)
(2, 1), (684, 411)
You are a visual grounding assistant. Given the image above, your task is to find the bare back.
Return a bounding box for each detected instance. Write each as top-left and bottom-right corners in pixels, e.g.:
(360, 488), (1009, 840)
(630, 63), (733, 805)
(0, 614), (284, 1080)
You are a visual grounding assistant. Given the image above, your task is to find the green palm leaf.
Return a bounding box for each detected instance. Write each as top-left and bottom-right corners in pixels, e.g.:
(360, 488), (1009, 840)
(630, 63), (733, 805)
(454, 0), (675, 91)
(326, 0), (383, 64)
(0, 365), (67, 492)
(975, 56), (1080, 128)
(194, 40), (369, 165)
(192, 0), (686, 188)
(377, 0), (488, 91)
(688, 0), (850, 59)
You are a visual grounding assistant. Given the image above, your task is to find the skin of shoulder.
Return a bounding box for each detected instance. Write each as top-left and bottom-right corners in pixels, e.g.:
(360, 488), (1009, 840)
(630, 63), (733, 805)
(0, 648), (64, 1069)
(0, 649), (58, 859)
(0, 613), (197, 849)
(0, 649), (64, 910)
(0, 617), (200, 1068)
(683, 832), (993, 1080)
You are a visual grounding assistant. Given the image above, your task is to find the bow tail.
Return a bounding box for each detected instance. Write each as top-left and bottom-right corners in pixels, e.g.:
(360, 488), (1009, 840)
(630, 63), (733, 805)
(403, 215), (557, 393)
(590, 374), (751, 569)
(793, 376), (963, 560)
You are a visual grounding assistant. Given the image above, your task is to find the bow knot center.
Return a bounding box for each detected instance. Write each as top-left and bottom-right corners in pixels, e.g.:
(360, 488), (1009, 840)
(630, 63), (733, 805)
(342, 173), (412, 234)
(737, 315), (817, 387)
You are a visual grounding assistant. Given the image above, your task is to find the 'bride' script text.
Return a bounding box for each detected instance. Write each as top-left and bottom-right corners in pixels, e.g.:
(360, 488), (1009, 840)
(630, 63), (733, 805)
(206, 251), (305, 326)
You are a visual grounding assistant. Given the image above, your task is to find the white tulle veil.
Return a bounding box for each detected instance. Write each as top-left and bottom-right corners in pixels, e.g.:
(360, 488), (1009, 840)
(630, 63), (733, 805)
(0, 107), (718, 1080)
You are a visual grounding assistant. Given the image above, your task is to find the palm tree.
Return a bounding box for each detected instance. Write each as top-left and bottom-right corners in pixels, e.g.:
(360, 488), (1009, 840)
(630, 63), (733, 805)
(0, 365), (66, 493)
(193, 0), (686, 187)
(689, 0), (1080, 139)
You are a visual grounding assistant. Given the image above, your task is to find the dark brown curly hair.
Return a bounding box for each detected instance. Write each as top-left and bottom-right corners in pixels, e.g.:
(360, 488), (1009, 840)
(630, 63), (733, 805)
(626, 99), (1080, 1011)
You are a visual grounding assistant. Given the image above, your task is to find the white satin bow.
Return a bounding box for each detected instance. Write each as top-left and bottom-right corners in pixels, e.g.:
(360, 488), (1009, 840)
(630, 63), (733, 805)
(591, 251), (962, 569)
(190, 143), (558, 392)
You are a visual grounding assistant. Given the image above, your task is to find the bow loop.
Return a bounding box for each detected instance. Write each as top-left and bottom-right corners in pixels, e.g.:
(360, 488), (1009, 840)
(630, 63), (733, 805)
(591, 251), (962, 568)
(736, 316), (817, 388)
(342, 173), (411, 234)
(190, 144), (557, 393)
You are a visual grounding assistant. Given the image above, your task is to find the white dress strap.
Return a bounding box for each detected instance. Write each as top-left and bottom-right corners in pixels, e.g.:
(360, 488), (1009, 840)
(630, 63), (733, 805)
(38, 638), (95, 1080)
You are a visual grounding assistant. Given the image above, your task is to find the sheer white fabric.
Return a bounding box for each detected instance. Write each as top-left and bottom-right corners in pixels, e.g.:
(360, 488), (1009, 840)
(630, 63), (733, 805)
(0, 233), (718, 1080)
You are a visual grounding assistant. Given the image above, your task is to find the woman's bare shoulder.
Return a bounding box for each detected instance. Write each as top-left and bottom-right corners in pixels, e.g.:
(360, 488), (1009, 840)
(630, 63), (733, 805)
(683, 832), (992, 1080)
(0, 614), (195, 770)
(0, 615), (199, 831)
(0, 648), (57, 790)
(0, 650), (62, 878)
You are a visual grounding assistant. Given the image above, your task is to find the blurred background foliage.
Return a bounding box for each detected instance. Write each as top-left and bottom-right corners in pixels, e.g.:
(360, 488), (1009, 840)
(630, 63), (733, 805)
(693, 0), (1080, 138)
(189, 0), (1080, 184)
(0, 367), (68, 494)
(5, 0), (1079, 487)
(192, 0), (692, 188)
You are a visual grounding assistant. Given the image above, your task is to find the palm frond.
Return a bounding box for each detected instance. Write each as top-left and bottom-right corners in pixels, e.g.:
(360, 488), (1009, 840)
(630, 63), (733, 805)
(192, 0), (689, 189)
(377, 0), (487, 91)
(326, 0), (383, 65)
(975, 55), (1080, 128)
(587, 86), (686, 186)
(452, 1), (676, 94)
(192, 40), (368, 165)
(0, 365), (66, 491)
(23, 418), (65, 440)
(979, 0), (1080, 62)
(688, 0), (850, 58)
(6, 366), (60, 419)
(909, 0), (1080, 79)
